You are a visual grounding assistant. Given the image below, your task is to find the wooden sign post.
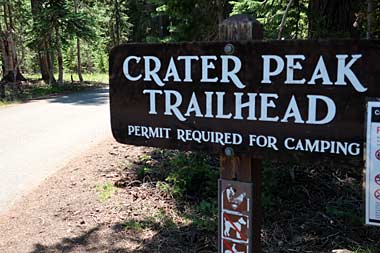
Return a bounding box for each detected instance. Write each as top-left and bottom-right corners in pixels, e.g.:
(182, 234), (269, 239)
(218, 15), (263, 253)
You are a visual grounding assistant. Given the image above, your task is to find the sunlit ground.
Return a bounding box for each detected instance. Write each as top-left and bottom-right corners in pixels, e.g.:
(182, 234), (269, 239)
(25, 73), (109, 84)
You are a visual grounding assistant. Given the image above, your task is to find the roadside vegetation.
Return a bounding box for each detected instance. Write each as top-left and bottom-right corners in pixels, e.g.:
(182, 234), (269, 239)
(115, 149), (379, 252)
(0, 73), (107, 105)
(66, 143), (377, 252)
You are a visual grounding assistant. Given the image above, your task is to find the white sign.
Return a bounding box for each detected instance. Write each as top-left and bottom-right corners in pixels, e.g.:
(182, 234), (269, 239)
(365, 100), (380, 226)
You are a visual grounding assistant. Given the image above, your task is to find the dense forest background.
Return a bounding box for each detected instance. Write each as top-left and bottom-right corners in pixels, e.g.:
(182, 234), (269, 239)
(0, 0), (379, 87)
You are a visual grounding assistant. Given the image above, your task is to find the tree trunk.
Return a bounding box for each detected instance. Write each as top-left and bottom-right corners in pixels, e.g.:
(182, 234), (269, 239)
(39, 51), (50, 82)
(367, 0), (374, 39)
(31, 0), (53, 83)
(216, 0), (224, 25)
(1, 30), (16, 81)
(0, 82), (5, 98)
(48, 52), (55, 85)
(76, 38), (83, 83)
(44, 39), (56, 85)
(55, 26), (63, 86)
(74, 0), (83, 83)
(1, 1), (26, 82)
(308, 0), (361, 39)
(115, 0), (120, 45)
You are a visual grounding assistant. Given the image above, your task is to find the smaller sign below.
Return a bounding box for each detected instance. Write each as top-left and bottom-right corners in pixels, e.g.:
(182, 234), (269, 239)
(365, 100), (380, 226)
(219, 180), (254, 253)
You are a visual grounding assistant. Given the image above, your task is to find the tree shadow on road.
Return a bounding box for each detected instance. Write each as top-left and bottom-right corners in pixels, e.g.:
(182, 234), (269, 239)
(47, 88), (109, 106)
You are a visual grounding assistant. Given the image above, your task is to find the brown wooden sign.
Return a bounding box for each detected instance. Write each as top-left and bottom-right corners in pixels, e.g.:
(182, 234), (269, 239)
(110, 40), (380, 165)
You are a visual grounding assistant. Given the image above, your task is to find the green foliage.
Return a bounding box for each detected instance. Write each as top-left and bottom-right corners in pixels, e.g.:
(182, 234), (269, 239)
(260, 161), (294, 209)
(1, 0), (379, 83)
(147, 0), (224, 41)
(123, 199), (217, 233)
(164, 152), (218, 199)
(3, 0), (377, 82)
(325, 203), (362, 226)
(96, 182), (117, 202)
(110, 0), (133, 45)
(123, 219), (146, 231)
(138, 166), (152, 179)
(96, 52), (108, 73)
(136, 150), (218, 199)
(121, 0), (150, 42)
(230, 0), (309, 39)
(29, 0), (96, 47)
(78, 73), (109, 83)
(139, 154), (152, 162)
(374, 5), (380, 39)
(26, 72), (108, 84)
(156, 181), (172, 194)
(133, 150), (218, 232)
(0, 100), (15, 107)
(351, 247), (375, 253)
(184, 200), (218, 231)
(123, 208), (176, 231)
(30, 85), (66, 97)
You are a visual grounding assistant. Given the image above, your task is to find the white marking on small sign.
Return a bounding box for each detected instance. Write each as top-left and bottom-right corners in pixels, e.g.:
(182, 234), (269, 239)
(221, 185), (250, 253)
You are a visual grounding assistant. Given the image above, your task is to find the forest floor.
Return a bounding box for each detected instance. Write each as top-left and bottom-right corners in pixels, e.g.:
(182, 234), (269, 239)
(0, 138), (379, 253)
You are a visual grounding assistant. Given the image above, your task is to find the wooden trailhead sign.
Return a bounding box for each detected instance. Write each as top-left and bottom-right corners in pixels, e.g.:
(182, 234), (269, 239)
(110, 40), (380, 166)
(110, 14), (380, 252)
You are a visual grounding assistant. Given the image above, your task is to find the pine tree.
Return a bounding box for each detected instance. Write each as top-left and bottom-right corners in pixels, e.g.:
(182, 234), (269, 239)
(0, 0), (26, 81)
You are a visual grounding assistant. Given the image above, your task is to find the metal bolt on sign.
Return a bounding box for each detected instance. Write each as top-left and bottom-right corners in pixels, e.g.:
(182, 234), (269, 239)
(224, 44), (235, 55)
(225, 147), (235, 157)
